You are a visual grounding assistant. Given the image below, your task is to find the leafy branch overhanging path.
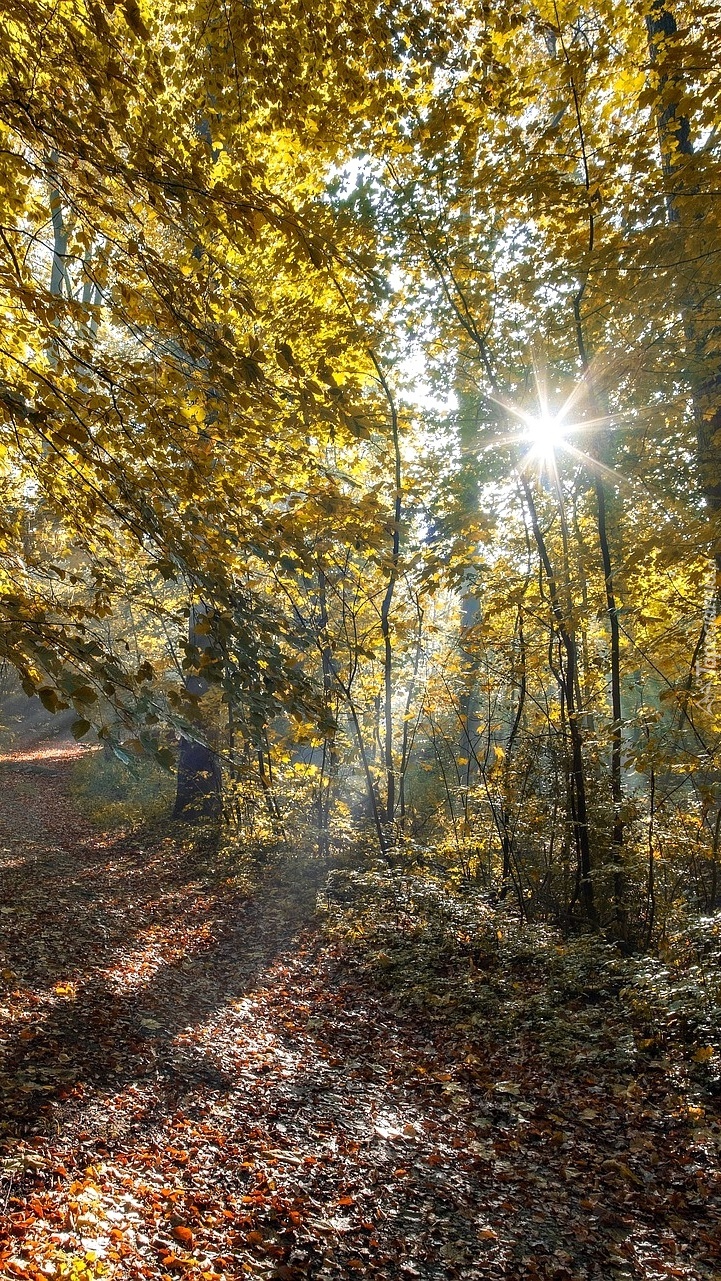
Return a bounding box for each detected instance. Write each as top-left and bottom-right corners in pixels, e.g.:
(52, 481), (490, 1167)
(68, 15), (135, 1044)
(0, 742), (718, 1280)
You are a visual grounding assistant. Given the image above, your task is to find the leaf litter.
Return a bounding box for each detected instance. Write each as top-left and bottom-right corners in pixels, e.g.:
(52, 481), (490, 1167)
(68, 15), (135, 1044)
(0, 741), (719, 1279)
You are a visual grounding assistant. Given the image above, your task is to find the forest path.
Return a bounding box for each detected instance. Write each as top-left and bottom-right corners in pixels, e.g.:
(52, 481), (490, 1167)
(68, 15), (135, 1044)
(0, 741), (718, 1281)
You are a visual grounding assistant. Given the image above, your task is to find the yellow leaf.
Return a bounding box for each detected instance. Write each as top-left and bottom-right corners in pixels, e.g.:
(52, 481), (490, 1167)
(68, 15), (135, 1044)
(693, 1046), (715, 1062)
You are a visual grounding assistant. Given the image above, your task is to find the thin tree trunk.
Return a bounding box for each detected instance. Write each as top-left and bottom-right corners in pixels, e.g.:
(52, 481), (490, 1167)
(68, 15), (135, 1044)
(645, 764), (656, 949)
(372, 360), (402, 826)
(347, 693), (389, 859)
(48, 156), (71, 303)
(595, 476), (625, 918)
(317, 569), (338, 858)
(500, 610), (526, 899)
(522, 477), (596, 924)
(555, 8), (626, 925)
(398, 596), (424, 825)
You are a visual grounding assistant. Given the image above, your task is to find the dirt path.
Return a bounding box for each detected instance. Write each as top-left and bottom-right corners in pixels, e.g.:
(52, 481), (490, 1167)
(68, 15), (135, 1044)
(0, 743), (719, 1280)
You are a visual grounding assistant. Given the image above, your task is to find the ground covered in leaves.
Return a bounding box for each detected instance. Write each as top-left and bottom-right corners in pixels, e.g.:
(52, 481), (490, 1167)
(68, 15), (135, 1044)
(0, 742), (719, 1280)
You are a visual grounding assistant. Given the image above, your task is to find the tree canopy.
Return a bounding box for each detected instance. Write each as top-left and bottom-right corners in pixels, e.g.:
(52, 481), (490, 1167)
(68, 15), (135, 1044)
(0, 0), (720, 931)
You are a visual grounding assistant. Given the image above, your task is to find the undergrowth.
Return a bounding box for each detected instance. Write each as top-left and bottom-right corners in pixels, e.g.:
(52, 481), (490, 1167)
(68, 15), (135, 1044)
(319, 863), (721, 1092)
(70, 750), (175, 827)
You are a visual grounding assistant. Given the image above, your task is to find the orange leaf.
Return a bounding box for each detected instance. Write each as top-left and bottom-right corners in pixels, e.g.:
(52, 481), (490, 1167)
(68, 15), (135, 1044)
(172, 1224), (194, 1247)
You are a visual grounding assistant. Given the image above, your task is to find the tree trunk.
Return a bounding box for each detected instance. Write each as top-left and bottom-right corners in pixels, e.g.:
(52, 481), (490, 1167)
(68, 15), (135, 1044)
(522, 477), (596, 924)
(457, 384), (482, 811)
(373, 358), (402, 827)
(174, 735), (222, 821)
(173, 603), (222, 821)
(316, 569), (338, 858)
(647, 1), (721, 567)
(595, 476), (625, 920)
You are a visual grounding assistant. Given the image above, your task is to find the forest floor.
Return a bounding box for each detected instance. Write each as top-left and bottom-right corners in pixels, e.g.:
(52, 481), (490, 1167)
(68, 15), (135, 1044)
(0, 740), (719, 1281)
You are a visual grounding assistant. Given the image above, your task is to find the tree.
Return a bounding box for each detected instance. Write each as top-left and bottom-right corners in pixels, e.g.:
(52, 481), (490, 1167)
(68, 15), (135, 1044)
(1, 0), (720, 934)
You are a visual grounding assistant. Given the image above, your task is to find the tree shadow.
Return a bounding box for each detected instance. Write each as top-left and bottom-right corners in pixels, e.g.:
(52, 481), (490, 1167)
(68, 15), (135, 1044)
(0, 789), (306, 1143)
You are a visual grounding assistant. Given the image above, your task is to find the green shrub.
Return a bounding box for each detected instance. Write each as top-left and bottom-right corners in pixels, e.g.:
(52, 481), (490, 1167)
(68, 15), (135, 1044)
(70, 749), (175, 828)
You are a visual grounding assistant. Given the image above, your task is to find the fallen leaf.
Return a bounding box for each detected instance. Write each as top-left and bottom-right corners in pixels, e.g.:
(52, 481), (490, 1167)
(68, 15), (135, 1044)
(172, 1225), (194, 1247)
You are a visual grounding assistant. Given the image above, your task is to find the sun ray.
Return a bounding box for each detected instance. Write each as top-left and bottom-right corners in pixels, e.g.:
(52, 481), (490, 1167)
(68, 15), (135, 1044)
(561, 442), (625, 484)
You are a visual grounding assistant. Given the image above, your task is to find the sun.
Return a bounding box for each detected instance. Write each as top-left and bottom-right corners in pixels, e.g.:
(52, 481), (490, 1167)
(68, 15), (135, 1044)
(524, 413), (568, 462)
(486, 366), (625, 485)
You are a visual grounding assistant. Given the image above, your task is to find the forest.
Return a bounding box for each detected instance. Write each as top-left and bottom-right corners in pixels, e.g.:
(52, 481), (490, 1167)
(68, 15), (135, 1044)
(0, 0), (719, 1277)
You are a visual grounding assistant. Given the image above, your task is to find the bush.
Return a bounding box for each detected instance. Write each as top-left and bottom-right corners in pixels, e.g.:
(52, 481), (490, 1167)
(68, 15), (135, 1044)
(70, 749), (175, 828)
(321, 861), (721, 1083)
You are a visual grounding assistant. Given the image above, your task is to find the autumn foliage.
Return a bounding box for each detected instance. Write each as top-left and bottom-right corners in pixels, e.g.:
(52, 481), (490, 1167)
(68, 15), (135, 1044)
(0, 0), (720, 1274)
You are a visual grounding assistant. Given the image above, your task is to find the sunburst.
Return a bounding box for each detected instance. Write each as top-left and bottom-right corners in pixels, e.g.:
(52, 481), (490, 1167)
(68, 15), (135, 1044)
(486, 369), (626, 486)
